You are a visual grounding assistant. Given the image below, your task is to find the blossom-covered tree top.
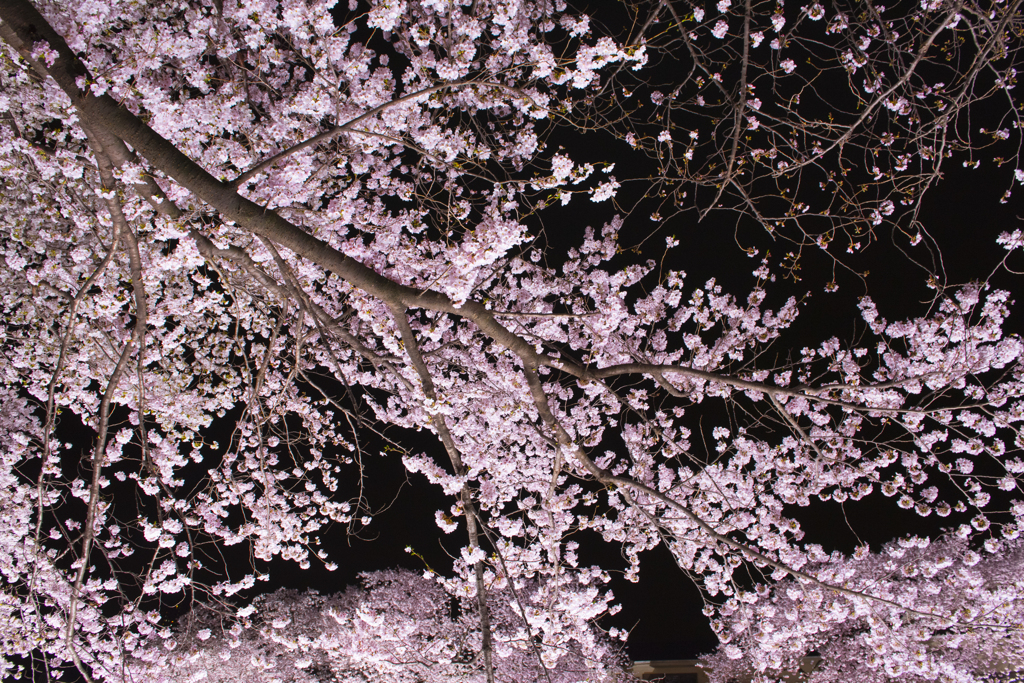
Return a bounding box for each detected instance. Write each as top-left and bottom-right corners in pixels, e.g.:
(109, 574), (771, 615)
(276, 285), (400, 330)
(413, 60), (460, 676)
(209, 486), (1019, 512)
(0, 0), (1023, 681)
(131, 568), (633, 682)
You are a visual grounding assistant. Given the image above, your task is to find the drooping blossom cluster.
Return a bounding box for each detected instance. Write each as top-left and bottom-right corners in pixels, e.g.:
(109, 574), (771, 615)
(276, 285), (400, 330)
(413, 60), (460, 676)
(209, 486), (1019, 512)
(0, 0), (1022, 680)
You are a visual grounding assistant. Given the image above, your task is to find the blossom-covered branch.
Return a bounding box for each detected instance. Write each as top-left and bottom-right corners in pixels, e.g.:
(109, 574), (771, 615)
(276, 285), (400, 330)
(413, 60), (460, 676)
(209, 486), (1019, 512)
(1, 0), (1023, 681)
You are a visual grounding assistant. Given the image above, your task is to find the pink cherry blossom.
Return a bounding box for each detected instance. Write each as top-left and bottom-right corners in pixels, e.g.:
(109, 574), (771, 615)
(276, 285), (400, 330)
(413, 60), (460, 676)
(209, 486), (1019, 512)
(0, 0), (1022, 681)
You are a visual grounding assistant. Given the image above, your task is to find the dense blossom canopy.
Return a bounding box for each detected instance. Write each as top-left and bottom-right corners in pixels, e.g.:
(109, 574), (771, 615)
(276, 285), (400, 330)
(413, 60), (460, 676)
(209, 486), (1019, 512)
(128, 569), (627, 682)
(1, 0), (1023, 680)
(702, 536), (1024, 682)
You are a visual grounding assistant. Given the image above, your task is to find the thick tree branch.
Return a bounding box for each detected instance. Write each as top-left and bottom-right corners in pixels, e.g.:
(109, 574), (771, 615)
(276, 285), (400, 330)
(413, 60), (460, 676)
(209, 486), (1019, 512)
(389, 304), (495, 683)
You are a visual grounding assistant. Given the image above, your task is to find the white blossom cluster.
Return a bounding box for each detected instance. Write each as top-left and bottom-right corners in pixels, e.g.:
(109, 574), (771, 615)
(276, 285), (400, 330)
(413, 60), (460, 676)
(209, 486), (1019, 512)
(0, 0), (1023, 680)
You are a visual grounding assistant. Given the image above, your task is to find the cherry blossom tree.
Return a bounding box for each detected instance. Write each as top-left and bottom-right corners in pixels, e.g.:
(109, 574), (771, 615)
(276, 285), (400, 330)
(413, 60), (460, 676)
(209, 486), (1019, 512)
(127, 568), (628, 683)
(1, 0), (1024, 681)
(701, 535), (1024, 682)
